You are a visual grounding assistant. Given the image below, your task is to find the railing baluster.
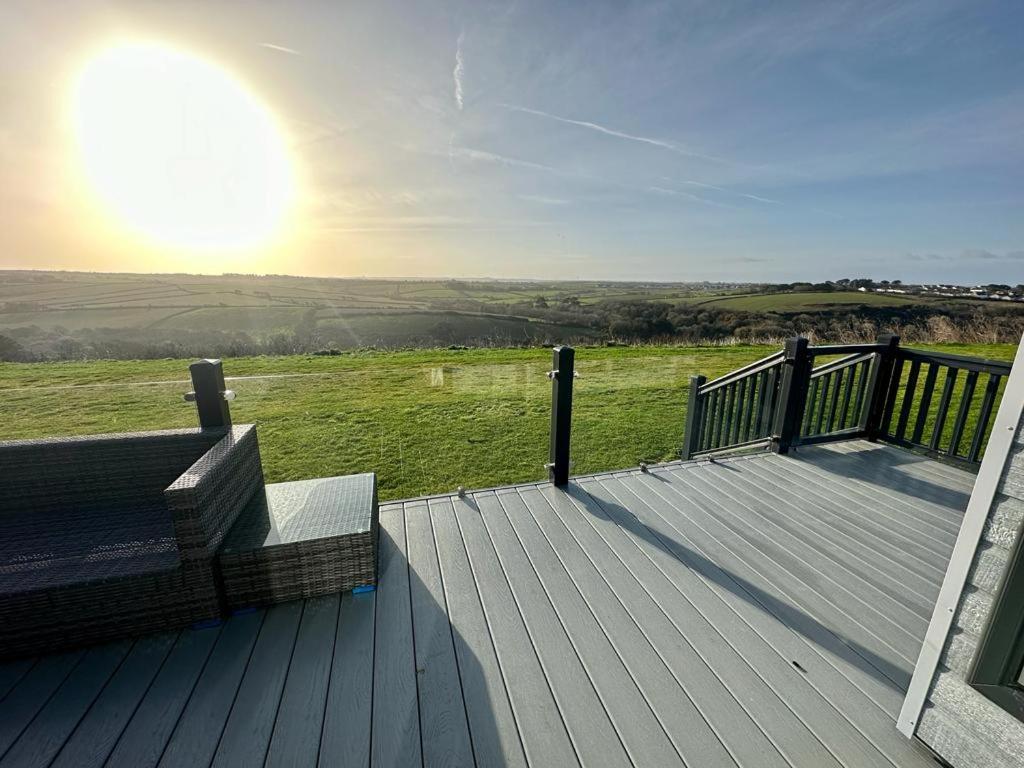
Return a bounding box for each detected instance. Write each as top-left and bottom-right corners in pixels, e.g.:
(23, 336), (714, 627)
(879, 354), (905, 437)
(741, 374), (757, 442)
(895, 360), (921, 441)
(803, 377), (819, 436)
(732, 378), (744, 444)
(713, 386), (727, 448)
(729, 379), (745, 445)
(760, 366), (778, 438)
(720, 382), (737, 444)
(911, 363), (939, 445)
(948, 370), (979, 457)
(853, 359), (870, 427)
(704, 391), (720, 450)
(813, 375), (830, 435)
(930, 367), (958, 451)
(838, 364), (855, 430)
(706, 388), (720, 449)
(825, 370), (842, 432)
(698, 393), (710, 451)
(967, 373), (1001, 463)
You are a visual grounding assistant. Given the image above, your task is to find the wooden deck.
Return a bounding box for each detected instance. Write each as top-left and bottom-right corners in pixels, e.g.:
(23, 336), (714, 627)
(0, 440), (974, 768)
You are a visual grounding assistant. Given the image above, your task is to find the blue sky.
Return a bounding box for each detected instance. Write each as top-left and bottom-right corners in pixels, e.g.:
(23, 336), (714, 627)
(1, 0), (1022, 283)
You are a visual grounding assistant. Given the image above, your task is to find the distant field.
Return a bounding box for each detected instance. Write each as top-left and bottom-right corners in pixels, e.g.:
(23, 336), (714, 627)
(0, 342), (1015, 500)
(687, 291), (938, 311)
(3, 271), (1020, 362)
(0, 271), (748, 354)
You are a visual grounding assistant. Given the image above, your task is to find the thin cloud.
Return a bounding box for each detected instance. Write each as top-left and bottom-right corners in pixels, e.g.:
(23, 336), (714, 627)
(499, 103), (726, 163)
(647, 185), (738, 210)
(677, 179), (782, 205)
(962, 248), (999, 260)
(319, 215), (551, 233)
(448, 146), (558, 174)
(260, 42), (302, 56)
(453, 31), (466, 111)
(445, 147), (738, 210)
(519, 194), (570, 205)
(961, 248), (1024, 261)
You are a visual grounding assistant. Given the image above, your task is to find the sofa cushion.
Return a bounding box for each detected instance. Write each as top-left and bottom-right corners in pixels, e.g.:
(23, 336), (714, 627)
(0, 503), (180, 595)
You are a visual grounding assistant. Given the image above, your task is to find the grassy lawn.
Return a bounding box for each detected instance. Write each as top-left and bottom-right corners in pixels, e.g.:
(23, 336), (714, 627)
(0, 342), (1015, 500)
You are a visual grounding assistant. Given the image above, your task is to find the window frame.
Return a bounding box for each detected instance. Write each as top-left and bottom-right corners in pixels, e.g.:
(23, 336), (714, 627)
(970, 521), (1024, 722)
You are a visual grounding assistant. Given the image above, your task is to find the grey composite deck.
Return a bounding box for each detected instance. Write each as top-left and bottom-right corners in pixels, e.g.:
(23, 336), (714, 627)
(0, 440), (974, 768)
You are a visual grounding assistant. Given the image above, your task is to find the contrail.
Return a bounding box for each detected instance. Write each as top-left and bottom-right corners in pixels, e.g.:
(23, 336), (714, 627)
(453, 31), (466, 110)
(260, 42), (302, 56)
(677, 179), (782, 205)
(499, 103), (726, 163)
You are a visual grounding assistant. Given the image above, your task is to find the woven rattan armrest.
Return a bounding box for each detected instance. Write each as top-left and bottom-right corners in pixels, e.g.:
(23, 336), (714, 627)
(164, 424), (265, 560)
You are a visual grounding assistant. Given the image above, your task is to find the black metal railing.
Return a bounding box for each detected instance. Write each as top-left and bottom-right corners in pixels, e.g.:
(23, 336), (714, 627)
(681, 334), (1012, 469)
(681, 350), (785, 459)
(799, 348), (877, 444)
(878, 348), (1011, 466)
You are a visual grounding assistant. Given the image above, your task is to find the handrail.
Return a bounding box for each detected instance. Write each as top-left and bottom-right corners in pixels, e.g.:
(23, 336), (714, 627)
(898, 349), (1011, 375)
(807, 343), (884, 357)
(699, 351), (785, 394)
(810, 351), (875, 379)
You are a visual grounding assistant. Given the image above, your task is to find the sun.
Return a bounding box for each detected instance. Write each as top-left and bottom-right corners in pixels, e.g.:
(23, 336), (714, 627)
(71, 41), (294, 251)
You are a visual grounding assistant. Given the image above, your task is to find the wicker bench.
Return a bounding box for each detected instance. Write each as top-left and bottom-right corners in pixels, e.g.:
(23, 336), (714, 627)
(0, 425), (264, 659)
(217, 473), (378, 610)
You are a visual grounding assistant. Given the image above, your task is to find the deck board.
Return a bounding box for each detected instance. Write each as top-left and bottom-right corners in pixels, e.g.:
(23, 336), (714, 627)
(371, 504), (422, 767)
(735, 458), (943, 600)
(633, 467), (923, 675)
(476, 492), (631, 768)
(496, 488), (686, 767)
(211, 601), (303, 768)
(0, 441), (969, 767)
(406, 504), (475, 768)
(104, 626), (221, 768)
(450, 495), (579, 766)
(0, 660), (36, 703)
(264, 595), (338, 768)
(317, 591), (375, 767)
(50, 634), (176, 768)
(0, 641), (130, 768)
(561, 480), (889, 768)
(0, 652), (83, 760)
(428, 498), (528, 768)
(157, 611), (263, 768)
(678, 464), (929, 637)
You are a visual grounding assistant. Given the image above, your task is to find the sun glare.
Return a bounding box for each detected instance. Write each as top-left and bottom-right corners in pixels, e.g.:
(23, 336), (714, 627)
(71, 41), (294, 251)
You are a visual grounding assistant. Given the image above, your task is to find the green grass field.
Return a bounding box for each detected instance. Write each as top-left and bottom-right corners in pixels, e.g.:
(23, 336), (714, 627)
(0, 342), (1015, 500)
(686, 290), (939, 311)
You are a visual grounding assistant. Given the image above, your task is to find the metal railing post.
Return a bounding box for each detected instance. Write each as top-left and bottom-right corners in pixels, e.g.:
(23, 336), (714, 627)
(771, 337), (811, 454)
(861, 333), (900, 440)
(681, 374), (707, 460)
(548, 345), (575, 486)
(187, 359), (233, 429)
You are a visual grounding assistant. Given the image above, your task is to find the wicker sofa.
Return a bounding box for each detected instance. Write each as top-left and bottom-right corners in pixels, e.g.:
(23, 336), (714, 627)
(0, 424), (264, 659)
